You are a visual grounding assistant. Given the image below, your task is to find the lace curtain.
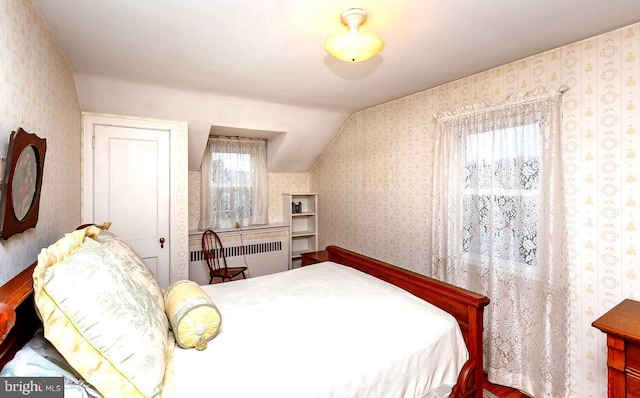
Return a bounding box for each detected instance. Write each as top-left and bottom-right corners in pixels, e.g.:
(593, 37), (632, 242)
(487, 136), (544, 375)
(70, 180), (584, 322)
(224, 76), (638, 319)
(199, 137), (268, 229)
(432, 87), (569, 397)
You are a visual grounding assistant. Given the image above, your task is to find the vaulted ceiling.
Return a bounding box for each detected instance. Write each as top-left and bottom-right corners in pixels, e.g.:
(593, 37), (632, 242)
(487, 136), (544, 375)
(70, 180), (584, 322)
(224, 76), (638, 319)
(32, 0), (640, 171)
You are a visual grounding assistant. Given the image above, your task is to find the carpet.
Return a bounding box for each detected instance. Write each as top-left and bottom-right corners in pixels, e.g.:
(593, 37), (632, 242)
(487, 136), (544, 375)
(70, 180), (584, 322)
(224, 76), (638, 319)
(483, 389), (499, 398)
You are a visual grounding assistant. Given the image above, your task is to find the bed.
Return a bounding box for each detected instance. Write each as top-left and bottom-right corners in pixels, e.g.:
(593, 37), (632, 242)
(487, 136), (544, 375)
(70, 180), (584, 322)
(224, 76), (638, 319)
(0, 226), (489, 398)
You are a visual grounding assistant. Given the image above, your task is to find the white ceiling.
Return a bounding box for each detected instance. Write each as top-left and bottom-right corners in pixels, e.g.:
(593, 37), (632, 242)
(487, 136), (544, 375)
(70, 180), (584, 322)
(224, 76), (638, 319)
(32, 0), (640, 171)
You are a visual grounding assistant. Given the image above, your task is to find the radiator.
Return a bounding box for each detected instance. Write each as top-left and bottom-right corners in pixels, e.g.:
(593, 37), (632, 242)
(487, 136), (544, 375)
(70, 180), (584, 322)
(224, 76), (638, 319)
(188, 227), (290, 284)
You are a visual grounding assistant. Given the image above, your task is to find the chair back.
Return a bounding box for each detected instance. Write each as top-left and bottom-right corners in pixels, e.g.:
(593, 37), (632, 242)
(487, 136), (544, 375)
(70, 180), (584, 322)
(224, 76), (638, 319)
(201, 229), (227, 274)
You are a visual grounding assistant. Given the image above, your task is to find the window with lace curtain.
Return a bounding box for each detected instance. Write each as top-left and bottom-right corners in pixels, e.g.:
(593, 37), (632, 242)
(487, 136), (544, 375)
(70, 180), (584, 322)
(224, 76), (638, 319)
(462, 124), (540, 268)
(432, 87), (569, 397)
(199, 137), (268, 230)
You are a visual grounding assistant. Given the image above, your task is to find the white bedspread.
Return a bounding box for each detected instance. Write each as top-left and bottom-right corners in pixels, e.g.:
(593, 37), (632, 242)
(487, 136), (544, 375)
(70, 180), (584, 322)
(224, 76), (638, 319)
(172, 262), (468, 398)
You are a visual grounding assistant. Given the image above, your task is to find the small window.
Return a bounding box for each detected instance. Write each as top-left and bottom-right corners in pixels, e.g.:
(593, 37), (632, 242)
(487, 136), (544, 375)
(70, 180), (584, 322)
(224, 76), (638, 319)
(200, 137), (267, 229)
(209, 152), (252, 220)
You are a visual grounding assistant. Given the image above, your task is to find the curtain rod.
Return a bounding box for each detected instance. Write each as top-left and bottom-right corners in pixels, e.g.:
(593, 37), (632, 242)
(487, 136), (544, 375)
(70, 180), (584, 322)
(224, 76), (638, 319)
(208, 135), (266, 143)
(434, 85), (569, 122)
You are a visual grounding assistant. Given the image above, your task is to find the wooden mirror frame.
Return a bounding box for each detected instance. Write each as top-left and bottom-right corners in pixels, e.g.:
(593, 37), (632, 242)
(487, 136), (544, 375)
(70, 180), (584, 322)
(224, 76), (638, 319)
(0, 128), (47, 240)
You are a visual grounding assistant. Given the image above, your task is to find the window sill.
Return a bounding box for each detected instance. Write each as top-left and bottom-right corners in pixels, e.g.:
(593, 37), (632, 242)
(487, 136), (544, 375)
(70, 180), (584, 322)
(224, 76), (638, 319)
(189, 223), (289, 237)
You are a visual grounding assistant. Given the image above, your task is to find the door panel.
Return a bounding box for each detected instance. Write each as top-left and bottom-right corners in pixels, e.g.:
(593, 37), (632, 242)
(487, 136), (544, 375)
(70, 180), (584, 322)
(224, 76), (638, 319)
(93, 125), (171, 287)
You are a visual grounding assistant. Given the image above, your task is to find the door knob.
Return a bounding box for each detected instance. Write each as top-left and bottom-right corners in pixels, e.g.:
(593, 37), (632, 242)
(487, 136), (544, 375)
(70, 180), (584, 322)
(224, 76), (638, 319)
(159, 237), (165, 248)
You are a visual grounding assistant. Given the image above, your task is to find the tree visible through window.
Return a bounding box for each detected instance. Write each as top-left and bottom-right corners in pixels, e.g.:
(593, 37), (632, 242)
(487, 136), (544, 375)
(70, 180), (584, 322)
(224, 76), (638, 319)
(210, 152), (252, 220)
(199, 137), (268, 229)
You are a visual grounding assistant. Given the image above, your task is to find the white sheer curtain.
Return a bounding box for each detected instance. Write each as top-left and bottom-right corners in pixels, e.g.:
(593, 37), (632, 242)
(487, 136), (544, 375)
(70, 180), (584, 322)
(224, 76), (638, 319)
(432, 87), (569, 397)
(199, 136), (268, 229)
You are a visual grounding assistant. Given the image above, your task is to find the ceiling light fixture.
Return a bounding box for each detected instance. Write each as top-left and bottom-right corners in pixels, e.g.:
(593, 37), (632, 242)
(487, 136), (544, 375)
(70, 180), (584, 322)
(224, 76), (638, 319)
(324, 8), (384, 63)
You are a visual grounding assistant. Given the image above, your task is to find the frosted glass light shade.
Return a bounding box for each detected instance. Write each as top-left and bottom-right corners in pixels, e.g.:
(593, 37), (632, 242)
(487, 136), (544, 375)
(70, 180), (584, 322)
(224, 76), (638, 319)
(324, 8), (384, 63)
(324, 32), (385, 63)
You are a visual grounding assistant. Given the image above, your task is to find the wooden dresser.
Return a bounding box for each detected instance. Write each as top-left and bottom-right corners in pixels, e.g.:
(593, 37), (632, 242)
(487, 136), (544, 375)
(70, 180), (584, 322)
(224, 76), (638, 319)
(592, 299), (640, 398)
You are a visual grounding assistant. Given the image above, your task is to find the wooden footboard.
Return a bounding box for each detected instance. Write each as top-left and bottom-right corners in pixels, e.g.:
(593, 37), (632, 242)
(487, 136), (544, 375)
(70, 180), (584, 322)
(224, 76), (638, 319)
(326, 246), (490, 398)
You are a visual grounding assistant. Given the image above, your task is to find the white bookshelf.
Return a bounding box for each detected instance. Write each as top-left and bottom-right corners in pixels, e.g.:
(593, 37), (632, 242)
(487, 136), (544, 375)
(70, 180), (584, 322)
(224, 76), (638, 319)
(282, 193), (318, 269)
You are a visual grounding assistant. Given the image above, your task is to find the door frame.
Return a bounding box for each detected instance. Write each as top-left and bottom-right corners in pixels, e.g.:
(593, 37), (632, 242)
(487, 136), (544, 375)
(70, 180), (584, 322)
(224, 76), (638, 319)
(82, 113), (180, 283)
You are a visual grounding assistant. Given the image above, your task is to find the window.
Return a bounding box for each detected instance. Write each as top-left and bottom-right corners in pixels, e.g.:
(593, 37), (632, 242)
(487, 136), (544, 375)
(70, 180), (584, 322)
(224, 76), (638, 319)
(432, 87), (568, 396)
(199, 137), (268, 229)
(462, 123), (540, 267)
(209, 151), (252, 220)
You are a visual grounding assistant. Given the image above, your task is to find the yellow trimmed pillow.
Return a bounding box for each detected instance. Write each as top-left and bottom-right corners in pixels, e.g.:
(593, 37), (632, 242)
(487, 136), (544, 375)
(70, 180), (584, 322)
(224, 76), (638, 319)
(93, 229), (165, 312)
(33, 229), (168, 398)
(164, 280), (221, 350)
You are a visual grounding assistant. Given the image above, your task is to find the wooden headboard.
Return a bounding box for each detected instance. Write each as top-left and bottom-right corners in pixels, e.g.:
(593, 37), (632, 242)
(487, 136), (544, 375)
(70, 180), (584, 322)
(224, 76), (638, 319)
(0, 262), (39, 369)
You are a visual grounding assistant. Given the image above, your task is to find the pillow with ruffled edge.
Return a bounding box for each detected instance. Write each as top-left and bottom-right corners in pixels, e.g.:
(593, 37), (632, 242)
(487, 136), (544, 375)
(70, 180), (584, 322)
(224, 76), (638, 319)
(33, 227), (168, 398)
(164, 280), (222, 350)
(91, 227), (165, 313)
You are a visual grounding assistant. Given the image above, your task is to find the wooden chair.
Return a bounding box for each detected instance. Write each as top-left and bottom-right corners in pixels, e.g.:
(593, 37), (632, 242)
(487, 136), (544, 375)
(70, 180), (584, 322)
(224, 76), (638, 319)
(201, 229), (247, 283)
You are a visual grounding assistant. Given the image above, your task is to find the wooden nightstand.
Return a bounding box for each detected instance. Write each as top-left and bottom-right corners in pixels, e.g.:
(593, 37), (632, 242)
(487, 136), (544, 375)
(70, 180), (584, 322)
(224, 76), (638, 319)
(301, 250), (328, 266)
(592, 299), (640, 398)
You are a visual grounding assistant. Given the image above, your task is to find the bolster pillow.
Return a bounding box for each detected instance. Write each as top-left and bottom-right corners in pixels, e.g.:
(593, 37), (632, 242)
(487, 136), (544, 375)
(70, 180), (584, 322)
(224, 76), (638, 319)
(164, 280), (222, 350)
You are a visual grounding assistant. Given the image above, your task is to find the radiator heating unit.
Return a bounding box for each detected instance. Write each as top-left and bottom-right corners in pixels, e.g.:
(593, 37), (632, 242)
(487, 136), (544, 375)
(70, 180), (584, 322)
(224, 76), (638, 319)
(189, 227), (290, 284)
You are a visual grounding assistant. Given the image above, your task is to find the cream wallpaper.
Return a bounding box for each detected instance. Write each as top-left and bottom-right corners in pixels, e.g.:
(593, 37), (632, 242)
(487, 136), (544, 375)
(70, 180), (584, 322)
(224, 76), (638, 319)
(188, 171), (200, 230)
(188, 171), (309, 230)
(267, 172), (311, 223)
(311, 23), (640, 398)
(0, 0), (81, 285)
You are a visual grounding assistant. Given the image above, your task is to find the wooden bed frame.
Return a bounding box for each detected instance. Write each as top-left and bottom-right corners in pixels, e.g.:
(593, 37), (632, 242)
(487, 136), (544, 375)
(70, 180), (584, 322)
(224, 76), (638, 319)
(326, 246), (489, 398)
(0, 245), (489, 398)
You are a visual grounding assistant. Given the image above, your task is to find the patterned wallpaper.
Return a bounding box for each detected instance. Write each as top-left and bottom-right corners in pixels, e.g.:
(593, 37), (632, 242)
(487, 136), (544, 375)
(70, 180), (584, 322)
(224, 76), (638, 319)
(188, 171), (309, 230)
(311, 23), (640, 398)
(0, 0), (81, 285)
(267, 173), (311, 223)
(188, 171), (200, 230)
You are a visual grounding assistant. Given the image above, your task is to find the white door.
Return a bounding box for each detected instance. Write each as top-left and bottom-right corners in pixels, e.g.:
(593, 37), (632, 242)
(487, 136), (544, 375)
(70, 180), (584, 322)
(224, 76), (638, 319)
(92, 124), (171, 287)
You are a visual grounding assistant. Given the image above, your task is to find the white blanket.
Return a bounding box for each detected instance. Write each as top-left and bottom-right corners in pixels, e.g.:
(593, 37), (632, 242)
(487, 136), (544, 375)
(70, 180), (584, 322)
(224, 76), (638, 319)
(173, 262), (468, 398)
